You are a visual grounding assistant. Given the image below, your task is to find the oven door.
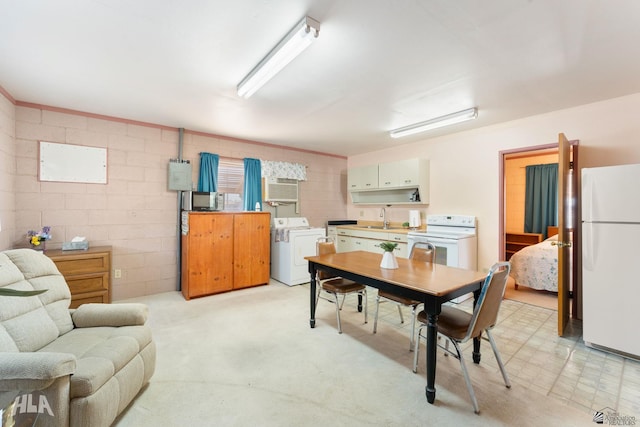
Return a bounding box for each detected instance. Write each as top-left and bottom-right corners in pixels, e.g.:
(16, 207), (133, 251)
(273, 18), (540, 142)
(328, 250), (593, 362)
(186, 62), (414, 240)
(408, 234), (459, 267)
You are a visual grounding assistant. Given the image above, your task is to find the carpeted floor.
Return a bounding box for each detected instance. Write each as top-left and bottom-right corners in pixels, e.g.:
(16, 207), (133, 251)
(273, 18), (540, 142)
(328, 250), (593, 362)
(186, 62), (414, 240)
(504, 277), (557, 310)
(112, 281), (594, 426)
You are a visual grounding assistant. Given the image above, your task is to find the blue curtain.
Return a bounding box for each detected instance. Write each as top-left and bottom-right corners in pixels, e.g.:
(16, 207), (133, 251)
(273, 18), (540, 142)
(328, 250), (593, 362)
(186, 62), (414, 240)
(198, 152), (219, 192)
(243, 158), (262, 211)
(524, 163), (558, 239)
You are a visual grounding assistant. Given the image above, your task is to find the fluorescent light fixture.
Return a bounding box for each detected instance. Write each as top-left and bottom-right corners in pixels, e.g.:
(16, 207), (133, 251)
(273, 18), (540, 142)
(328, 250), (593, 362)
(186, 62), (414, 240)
(237, 16), (320, 98)
(389, 107), (478, 138)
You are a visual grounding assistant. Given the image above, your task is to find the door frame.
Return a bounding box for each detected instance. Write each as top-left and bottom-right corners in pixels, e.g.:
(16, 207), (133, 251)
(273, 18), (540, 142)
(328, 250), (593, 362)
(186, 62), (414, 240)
(498, 141), (581, 332)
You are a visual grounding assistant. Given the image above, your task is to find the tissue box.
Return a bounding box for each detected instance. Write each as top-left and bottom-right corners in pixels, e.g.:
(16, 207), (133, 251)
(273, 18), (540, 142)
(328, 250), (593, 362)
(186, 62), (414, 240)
(62, 241), (89, 251)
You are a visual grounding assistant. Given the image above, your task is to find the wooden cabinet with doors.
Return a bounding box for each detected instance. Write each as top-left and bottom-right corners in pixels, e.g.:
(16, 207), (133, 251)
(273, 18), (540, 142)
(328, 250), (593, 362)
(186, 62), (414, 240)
(181, 212), (270, 299)
(46, 246), (112, 309)
(232, 212), (271, 289)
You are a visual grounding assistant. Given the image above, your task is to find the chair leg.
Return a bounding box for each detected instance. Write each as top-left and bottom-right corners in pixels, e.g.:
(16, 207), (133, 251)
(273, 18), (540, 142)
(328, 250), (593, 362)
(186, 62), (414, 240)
(486, 330), (511, 388)
(373, 293), (381, 333)
(409, 306), (417, 351)
(396, 304), (404, 324)
(362, 288), (368, 324)
(374, 295), (404, 335)
(412, 324), (424, 373)
(450, 340), (480, 414)
(409, 304), (423, 352)
(333, 293), (342, 334)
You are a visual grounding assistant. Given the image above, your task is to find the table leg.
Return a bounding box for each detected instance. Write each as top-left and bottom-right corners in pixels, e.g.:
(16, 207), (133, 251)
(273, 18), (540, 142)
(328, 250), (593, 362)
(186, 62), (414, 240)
(473, 335), (481, 364)
(472, 287), (481, 364)
(310, 264), (316, 328)
(425, 312), (438, 404)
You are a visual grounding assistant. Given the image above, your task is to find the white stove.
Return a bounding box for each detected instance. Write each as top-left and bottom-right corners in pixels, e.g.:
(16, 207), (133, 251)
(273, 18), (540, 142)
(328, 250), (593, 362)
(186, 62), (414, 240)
(271, 217), (326, 286)
(408, 215), (478, 303)
(410, 214), (477, 239)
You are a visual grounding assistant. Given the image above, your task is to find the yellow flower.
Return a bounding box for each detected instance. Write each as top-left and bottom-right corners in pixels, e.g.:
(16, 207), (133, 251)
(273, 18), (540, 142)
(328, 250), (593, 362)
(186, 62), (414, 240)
(31, 236), (41, 246)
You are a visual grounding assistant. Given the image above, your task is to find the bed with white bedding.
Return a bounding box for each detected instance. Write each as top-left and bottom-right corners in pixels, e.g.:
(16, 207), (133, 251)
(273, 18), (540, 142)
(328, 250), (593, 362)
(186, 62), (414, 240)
(509, 233), (559, 292)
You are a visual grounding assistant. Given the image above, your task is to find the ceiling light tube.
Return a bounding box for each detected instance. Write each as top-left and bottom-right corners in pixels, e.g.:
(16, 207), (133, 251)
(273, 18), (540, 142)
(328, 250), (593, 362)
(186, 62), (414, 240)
(389, 107), (478, 138)
(237, 16), (320, 98)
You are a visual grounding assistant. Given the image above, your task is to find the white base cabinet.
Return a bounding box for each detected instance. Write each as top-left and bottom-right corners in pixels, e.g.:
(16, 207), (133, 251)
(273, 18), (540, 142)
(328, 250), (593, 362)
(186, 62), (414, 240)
(336, 228), (408, 258)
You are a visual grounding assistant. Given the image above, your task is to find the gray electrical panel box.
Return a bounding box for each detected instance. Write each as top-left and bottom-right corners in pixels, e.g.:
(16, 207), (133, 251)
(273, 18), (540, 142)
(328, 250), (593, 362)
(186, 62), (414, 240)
(168, 160), (192, 191)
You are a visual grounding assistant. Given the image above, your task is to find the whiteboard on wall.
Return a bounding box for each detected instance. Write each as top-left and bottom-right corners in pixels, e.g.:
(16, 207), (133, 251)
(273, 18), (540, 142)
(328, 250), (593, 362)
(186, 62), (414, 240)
(39, 141), (108, 184)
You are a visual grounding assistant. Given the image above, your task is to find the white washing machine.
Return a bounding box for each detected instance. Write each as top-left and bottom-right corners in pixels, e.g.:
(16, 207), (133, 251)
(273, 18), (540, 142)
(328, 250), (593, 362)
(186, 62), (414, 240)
(271, 217), (326, 286)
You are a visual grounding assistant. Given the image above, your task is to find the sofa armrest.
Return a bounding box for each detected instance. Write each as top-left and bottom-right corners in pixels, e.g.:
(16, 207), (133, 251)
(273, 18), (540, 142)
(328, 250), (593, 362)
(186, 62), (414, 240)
(0, 352), (76, 392)
(71, 303), (149, 328)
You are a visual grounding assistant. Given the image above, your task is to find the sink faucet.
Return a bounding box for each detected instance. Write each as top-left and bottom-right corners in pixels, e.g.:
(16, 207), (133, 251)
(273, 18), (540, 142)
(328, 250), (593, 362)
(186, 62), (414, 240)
(380, 207), (390, 229)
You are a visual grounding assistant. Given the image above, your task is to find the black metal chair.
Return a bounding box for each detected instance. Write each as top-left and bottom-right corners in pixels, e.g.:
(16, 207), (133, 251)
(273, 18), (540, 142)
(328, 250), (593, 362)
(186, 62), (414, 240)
(412, 261), (512, 414)
(373, 241), (435, 350)
(315, 237), (367, 334)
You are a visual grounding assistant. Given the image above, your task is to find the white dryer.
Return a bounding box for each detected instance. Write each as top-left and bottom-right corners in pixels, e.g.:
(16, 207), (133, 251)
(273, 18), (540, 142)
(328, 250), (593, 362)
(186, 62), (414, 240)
(271, 217), (326, 286)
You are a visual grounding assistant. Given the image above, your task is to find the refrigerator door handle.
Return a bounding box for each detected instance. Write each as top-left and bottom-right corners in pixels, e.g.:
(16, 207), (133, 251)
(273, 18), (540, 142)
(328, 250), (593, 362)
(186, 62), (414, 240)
(583, 222), (593, 271)
(583, 171), (593, 222)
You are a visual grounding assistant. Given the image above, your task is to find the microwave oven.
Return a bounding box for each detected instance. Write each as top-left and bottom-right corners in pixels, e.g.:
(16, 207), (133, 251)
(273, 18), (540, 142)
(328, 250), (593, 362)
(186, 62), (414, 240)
(184, 191), (224, 211)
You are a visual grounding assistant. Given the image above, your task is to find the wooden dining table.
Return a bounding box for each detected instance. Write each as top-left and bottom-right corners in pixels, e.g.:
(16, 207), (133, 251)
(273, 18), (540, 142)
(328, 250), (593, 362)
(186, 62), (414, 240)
(305, 250), (487, 404)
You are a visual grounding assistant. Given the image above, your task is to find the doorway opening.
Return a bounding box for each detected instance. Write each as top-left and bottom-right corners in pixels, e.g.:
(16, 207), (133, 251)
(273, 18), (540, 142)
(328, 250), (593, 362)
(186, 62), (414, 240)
(499, 143), (580, 320)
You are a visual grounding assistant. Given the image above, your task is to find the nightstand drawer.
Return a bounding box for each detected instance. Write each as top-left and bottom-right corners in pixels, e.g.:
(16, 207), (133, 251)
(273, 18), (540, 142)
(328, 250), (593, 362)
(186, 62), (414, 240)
(69, 292), (109, 309)
(66, 272), (109, 294)
(53, 253), (110, 275)
(46, 246), (112, 306)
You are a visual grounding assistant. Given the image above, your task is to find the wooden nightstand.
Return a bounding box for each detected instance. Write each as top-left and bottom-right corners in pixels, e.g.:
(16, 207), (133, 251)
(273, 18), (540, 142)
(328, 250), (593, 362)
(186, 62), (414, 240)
(505, 233), (542, 260)
(46, 246), (112, 308)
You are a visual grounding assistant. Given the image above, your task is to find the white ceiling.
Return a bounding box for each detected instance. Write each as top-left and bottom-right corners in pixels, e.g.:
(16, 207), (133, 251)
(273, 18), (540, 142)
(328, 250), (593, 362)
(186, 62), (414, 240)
(2, 0), (640, 157)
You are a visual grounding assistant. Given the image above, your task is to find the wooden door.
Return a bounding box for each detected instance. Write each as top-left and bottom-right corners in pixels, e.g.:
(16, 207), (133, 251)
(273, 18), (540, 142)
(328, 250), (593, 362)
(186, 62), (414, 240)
(183, 213), (234, 298)
(557, 133), (571, 335)
(233, 212), (270, 289)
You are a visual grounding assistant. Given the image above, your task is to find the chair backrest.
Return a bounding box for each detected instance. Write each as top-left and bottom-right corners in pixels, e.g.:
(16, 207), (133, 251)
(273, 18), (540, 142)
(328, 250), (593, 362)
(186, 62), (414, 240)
(465, 261), (511, 340)
(0, 249), (74, 352)
(316, 237), (337, 280)
(409, 241), (436, 263)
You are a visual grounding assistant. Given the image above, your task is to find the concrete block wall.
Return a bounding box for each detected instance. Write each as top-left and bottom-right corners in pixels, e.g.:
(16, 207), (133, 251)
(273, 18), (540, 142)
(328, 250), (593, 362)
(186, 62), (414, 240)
(14, 106), (179, 299)
(0, 93), (16, 250)
(4, 99), (348, 300)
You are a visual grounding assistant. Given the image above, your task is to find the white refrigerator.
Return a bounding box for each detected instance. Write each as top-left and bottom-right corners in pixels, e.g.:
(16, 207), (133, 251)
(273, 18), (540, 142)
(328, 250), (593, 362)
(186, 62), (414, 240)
(582, 163), (640, 358)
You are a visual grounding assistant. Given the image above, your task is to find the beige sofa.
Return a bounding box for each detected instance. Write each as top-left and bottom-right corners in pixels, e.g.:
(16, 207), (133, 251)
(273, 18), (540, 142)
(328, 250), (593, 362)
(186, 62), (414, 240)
(0, 249), (155, 426)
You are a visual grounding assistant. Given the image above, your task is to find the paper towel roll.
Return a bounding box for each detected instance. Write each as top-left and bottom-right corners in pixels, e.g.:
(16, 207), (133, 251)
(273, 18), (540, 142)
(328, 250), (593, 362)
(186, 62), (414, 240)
(409, 210), (421, 228)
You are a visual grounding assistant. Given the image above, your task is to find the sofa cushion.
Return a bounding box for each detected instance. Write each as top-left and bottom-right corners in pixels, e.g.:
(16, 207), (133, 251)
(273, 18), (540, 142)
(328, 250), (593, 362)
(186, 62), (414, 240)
(39, 325), (153, 398)
(2, 305), (60, 351)
(72, 303), (148, 327)
(0, 250), (74, 352)
(3, 249), (73, 336)
(0, 324), (19, 352)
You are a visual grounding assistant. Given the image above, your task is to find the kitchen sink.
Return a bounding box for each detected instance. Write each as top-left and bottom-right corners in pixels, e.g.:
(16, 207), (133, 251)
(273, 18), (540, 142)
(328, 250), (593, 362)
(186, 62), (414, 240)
(357, 225), (403, 230)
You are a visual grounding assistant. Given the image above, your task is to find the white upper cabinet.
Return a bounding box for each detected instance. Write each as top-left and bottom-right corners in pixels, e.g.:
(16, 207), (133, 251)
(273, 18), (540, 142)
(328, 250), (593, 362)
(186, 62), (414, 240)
(347, 164), (379, 190)
(378, 158), (426, 188)
(348, 159), (429, 205)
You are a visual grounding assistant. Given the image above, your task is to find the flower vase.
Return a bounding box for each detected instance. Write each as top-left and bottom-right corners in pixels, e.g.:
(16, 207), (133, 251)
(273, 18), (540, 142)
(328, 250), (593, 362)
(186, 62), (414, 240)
(380, 251), (398, 269)
(31, 241), (46, 252)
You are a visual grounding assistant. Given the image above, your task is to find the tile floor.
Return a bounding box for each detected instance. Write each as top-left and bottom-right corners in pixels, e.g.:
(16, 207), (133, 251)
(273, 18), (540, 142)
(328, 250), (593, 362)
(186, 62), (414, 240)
(369, 289), (640, 419)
